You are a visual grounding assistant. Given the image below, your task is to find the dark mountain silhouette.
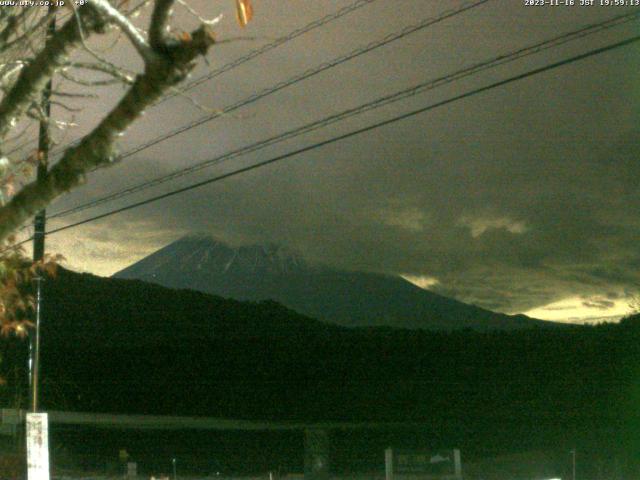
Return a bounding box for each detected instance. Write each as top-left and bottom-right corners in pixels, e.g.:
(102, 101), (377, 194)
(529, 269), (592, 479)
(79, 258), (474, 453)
(0, 269), (637, 477)
(114, 235), (555, 331)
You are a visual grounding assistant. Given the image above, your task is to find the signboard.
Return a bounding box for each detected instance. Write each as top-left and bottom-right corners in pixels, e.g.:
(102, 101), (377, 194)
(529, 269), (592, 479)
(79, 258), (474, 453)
(396, 450), (456, 474)
(26, 413), (50, 480)
(127, 462), (138, 478)
(385, 448), (461, 480)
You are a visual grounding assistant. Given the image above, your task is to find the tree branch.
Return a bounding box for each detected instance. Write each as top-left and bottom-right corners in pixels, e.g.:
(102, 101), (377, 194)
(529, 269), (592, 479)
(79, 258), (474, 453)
(0, 5), (108, 149)
(0, 9), (52, 55)
(0, 25), (216, 242)
(87, 0), (155, 62)
(0, 10), (27, 47)
(149, 0), (175, 50)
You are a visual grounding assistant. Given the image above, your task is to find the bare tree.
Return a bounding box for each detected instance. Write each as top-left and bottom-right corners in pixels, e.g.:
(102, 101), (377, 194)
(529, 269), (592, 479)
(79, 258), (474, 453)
(0, 0), (253, 334)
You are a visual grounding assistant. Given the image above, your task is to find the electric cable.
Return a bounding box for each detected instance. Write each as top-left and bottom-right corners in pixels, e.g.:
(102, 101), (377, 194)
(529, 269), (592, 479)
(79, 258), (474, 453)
(48, 10), (640, 221)
(45, 0), (382, 158)
(52, 0), (492, 168)
(33, 34), (640, 243)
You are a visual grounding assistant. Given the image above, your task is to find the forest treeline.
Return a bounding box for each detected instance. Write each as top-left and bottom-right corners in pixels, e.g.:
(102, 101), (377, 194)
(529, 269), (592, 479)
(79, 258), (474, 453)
(0, 269), (638, 475)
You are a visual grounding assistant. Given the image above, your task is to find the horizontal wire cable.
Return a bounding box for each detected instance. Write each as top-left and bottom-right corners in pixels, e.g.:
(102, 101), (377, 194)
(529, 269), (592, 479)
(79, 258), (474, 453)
(48, 9), (640, 221)
(34, 34), (639, 242)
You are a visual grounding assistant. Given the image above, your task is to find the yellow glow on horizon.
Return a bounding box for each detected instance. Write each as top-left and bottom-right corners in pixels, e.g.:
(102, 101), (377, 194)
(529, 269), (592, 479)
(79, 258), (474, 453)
(525, 295), (634, 323)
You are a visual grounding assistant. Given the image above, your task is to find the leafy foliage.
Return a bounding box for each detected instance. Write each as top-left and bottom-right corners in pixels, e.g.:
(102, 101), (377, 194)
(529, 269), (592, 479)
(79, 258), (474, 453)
(0, 240), (62, 339)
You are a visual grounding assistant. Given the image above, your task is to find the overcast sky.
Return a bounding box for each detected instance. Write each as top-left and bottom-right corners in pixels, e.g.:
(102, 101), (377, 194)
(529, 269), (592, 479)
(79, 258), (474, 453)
(19, 0), (640, 323)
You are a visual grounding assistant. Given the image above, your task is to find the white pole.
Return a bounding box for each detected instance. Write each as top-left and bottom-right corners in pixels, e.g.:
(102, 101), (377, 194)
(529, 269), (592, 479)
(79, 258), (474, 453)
(26, 413), (50, 480)
(453, 449), (462, 478)
(385, 448), (393, 480)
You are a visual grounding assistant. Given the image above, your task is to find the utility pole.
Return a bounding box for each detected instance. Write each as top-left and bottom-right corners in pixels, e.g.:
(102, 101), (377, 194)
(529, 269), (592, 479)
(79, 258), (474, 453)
(24, 10), (57, 480)
(30, 3), (56, 414)
(571, 449), (576, 480)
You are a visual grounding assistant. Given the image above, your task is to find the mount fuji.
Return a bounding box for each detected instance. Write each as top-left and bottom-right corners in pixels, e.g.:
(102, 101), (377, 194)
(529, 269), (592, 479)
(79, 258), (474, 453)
(113, 235), (555, 331)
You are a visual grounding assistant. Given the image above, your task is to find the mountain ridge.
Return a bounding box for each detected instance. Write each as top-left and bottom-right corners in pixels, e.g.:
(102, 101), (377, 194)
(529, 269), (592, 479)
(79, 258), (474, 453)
(114, 235), (557, 331)
(0, 266), (634, 477)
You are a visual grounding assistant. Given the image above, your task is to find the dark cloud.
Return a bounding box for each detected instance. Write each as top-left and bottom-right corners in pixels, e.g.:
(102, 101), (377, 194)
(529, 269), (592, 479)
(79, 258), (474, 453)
(582, 299), (616, 310)
(37, 1), (640, 317)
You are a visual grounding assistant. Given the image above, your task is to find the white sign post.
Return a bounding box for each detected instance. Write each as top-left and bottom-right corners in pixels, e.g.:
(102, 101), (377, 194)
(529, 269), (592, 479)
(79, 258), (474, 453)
(26, 413), (50, 480)
(385, 448), (394, 480)
(127, 462), (138, 478)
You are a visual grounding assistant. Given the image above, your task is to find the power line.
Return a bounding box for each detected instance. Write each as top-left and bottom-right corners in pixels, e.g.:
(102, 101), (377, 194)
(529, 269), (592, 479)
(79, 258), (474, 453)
(161, 0), (380, 102)
(34, 34), (640, 242)
(47, 10), (640, 221)
(45, 0), (381, 158)
(6, 0), (490, 238)
(61, 0), (493, 168)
